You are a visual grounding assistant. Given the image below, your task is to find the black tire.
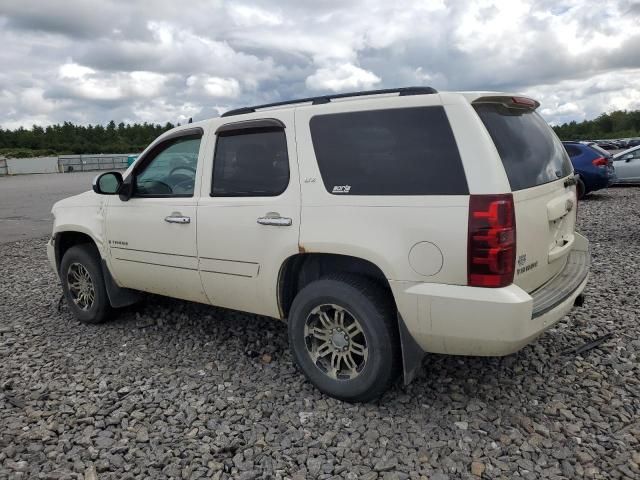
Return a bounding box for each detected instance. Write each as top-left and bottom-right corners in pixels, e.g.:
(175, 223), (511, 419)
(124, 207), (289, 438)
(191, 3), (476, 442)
(60, 244), (112, 324)
(576, 178), (586, 200)
(288, 274), (401, 402)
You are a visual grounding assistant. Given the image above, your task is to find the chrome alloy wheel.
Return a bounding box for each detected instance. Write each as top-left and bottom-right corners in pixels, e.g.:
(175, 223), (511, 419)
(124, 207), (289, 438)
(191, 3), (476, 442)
(67, 262), (95, 311)
(303, 304), (368, 380)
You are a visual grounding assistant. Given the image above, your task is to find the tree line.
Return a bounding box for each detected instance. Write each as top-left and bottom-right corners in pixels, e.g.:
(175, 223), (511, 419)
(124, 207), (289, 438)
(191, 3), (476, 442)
(552, 109), (640, 141)
(0, 121), (175, 158)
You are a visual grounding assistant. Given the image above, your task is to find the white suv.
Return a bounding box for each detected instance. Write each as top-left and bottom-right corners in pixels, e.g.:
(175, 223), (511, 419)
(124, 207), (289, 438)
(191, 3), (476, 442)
(48, 87), (590, 402)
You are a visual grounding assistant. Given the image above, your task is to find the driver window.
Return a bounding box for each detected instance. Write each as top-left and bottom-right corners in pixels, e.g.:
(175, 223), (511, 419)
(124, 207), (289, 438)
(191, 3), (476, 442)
(135, 136), (201, 197)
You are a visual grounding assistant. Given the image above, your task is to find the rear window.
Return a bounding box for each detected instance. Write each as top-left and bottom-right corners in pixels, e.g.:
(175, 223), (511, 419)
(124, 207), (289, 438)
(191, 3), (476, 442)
(474, 104), (573, 191)
(588, 143), (612, 158)
(309, 107), (468, 195)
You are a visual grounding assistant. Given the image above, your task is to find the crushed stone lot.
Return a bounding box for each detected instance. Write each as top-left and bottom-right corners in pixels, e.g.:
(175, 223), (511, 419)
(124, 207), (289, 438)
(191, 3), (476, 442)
(1, 187), (639, 480)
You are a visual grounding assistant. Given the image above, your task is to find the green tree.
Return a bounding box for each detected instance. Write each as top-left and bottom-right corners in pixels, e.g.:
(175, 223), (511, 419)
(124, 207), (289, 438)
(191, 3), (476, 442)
(0, 121), (175, 157)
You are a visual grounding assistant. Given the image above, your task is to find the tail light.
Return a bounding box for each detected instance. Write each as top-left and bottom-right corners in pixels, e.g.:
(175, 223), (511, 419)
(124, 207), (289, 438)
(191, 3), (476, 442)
(468, 194), (516, 288)
(592, 157), (608, 167)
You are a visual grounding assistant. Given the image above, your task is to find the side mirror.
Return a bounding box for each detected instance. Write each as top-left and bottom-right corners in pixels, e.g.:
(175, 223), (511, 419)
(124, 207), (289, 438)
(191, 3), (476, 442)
(626, 155), (634, 163)
(93, 171), (123, 195)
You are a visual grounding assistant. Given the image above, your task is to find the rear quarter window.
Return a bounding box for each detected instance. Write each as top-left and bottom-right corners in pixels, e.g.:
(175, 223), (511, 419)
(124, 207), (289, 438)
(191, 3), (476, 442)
(309, 107), (468, 195)
(474, 104), (573, 191)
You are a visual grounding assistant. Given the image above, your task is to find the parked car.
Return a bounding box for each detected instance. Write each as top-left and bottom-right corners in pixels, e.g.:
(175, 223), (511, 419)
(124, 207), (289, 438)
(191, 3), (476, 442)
(48, 87), (590, 402)
(595, 141), (619, 151)
(563, 141), (616, 198)
(613, 145), (640, 183)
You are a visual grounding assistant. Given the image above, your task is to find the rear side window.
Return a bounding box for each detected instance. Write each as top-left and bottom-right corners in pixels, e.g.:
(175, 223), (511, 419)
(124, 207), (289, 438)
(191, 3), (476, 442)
(474, 104), (573, 191)
(564, 144), (582, 158)
(309, 107), (468, 195)
(212, 128), (289, 197)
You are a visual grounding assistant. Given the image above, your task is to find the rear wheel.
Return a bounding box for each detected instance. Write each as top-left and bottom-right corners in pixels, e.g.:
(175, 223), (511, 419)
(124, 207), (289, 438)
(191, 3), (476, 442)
(60, 244), (111, 324)
(288, 275), (401, 402)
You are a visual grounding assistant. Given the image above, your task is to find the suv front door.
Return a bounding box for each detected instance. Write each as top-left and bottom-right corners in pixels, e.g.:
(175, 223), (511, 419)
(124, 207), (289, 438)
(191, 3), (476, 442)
(105, 127), (209, 303)
(197, 113), (300, 317)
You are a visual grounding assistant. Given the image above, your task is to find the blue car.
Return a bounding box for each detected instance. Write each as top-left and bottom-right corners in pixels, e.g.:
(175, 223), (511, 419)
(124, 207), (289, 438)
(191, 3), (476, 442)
(562, 141), (616, 198)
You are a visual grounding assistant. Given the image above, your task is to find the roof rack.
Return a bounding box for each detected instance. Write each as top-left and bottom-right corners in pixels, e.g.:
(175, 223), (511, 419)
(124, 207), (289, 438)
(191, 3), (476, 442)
(221, 86), (438, 117)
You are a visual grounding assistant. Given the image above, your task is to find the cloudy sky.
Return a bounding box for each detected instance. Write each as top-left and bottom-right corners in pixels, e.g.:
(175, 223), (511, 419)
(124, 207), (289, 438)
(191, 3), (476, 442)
(1, 0), (639, 129)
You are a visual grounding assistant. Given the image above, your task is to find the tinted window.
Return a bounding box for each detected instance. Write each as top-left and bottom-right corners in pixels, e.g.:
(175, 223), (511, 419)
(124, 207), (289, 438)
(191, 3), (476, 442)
(564, 144), (582, 158)
(588, 143), (612, 158)
(212, 128), (289, 196)
(135, 136), (201, 197)
(474, 104), (573, 191)
(309, 107), (468, 195)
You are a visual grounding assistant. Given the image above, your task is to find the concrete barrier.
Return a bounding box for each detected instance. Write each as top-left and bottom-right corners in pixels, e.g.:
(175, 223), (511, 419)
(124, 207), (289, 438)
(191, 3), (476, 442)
(6, 157), (59, 175)
(59, 154), (132, 172)
(0, 153), (138, 175)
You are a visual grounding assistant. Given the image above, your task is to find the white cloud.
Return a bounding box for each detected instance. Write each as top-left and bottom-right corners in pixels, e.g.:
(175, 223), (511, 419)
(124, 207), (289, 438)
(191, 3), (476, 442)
(187, 75), (241, 98)
(203, 77), (241, 98)
(526, 69), (640, 125)
(59, 62), (94, 79)
(228, 4), (283, 27)
(306, 63), (381, 92)
(57, 64), (169, 101)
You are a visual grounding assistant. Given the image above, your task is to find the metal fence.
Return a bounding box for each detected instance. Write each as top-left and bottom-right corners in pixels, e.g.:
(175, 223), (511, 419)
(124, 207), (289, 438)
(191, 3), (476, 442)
(0, 158), (7, 176)
(58, 154), (136, 173)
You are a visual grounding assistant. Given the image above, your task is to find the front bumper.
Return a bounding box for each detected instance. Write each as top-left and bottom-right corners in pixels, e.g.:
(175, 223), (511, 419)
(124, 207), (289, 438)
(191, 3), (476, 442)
(391, 232), (590, 357)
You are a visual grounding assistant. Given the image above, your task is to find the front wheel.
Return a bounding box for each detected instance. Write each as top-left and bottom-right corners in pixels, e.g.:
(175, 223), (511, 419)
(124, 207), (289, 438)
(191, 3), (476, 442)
(288, 275), (401, 402)
(60, 244), (112, 324)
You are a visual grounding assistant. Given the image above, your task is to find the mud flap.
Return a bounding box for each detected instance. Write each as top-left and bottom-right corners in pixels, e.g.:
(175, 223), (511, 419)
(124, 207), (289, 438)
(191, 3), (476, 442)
(398, 313), (426, 385)
(101, 259), (141, 308)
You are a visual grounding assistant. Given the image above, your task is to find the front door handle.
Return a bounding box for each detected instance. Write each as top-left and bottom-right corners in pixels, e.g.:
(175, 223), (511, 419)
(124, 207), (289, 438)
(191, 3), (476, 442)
(164, 213), (191, 224)
(257, 212), (292, 226)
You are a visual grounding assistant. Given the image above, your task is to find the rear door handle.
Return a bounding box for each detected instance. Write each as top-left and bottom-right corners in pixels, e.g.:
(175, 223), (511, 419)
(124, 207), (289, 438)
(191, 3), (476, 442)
(164, 214), (191, 224)
(257, 213), (292, 226)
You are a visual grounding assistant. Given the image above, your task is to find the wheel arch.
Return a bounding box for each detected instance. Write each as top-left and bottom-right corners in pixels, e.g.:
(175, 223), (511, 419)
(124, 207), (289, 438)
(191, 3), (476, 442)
(54, 229), (100, 269)
(277, 252), (390, 320)
(54, 229), (140, 308)
(277, 252), (425, 385)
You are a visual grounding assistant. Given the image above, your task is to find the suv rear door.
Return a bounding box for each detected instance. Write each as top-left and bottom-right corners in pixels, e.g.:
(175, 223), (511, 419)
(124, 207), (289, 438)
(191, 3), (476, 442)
(473, 98), (577, 293)
(196, 113), (300, 318)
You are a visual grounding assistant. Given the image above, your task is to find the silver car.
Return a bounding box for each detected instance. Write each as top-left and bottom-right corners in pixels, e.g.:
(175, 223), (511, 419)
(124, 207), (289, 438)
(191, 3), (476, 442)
(613, 146), (640, 183)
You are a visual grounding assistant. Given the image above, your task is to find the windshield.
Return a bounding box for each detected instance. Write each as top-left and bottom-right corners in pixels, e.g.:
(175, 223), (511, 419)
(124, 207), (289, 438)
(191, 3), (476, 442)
(474, 103), (573, 191)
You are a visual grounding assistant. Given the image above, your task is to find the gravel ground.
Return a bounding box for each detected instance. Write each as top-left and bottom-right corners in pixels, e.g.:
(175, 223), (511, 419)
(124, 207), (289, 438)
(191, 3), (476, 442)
(1, 187), (639, 480)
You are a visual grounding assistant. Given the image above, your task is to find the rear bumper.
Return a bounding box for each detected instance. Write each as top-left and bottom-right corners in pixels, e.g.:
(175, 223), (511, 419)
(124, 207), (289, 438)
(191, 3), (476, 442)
(579, 168), (615, 191)
(391, 233), (590, 356)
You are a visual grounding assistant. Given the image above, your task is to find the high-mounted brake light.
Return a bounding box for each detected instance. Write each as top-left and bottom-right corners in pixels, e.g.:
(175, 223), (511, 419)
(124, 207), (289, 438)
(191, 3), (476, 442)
(511, 97), (537, 108)
(468, 194), (516, 288)
(592, 156), (608, 167)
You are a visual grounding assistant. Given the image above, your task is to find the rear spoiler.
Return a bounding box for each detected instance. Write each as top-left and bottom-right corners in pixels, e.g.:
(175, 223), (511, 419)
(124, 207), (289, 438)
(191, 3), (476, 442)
(472, 96), (540, 111)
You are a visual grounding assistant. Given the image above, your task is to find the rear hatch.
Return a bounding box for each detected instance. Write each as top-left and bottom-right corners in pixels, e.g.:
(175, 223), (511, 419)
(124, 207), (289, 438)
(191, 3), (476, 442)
(474, 97), (576, 293)
(587, 143), (616, 180)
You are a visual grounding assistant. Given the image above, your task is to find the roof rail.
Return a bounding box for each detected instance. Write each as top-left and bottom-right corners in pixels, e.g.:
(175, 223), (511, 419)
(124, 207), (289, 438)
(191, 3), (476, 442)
(221, 86), (438, 117)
